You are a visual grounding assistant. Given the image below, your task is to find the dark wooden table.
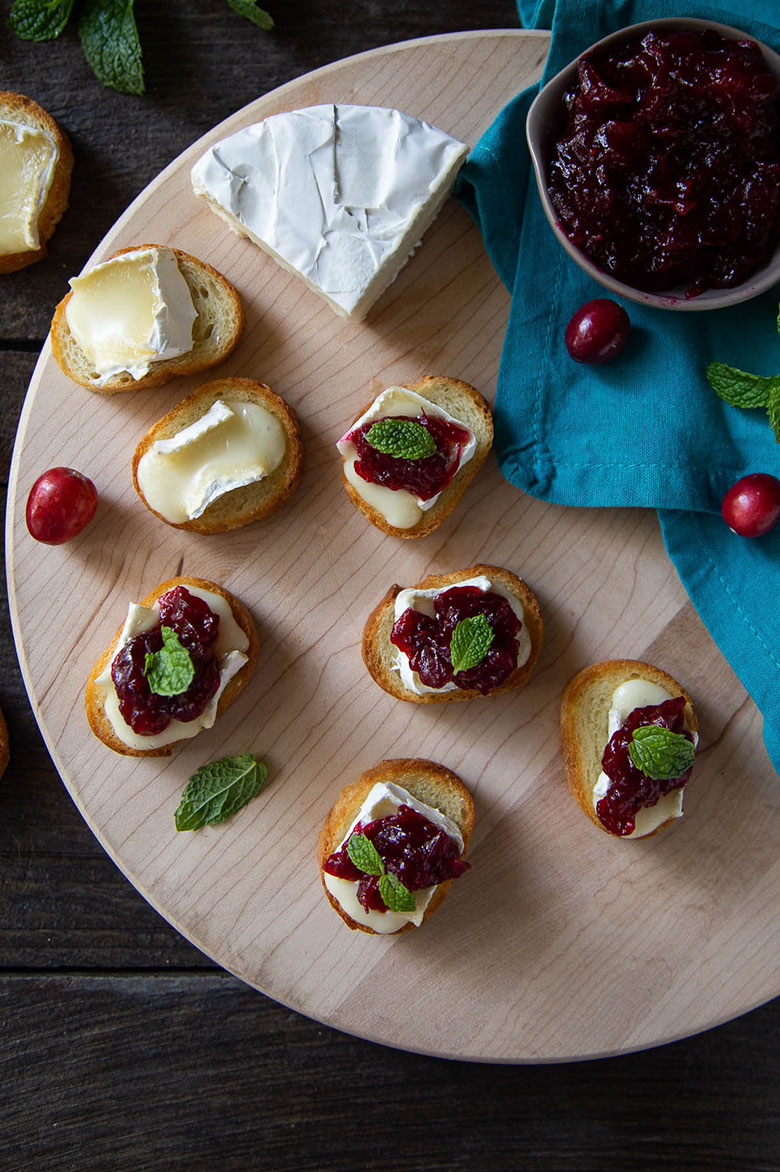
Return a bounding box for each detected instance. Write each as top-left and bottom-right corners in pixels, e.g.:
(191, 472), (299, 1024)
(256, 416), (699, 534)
(2, 4), (780, 1168)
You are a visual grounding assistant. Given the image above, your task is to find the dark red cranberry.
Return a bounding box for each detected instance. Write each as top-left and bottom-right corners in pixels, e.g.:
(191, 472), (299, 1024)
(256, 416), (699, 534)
(323, 805), (469, 913)
(565, 299), (630, 364)
(26, 467), (98, 545)
(348, 414), (471, 500)
(390, 585), (522, 695)
(721, 473), (780, 537)
(597, 696), (695, 836)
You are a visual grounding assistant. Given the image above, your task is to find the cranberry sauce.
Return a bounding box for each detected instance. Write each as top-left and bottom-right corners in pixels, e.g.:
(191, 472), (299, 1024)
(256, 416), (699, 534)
(323, 804), (469, 913)
(548, 29), (780, 295)
(597, 696), (694, 836)
(111, 586), (221, 736)
(348, 414), (471, 500)
(391, 585), (522, 695)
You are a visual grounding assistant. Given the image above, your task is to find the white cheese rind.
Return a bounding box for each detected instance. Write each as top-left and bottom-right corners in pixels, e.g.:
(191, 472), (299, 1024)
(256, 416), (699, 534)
(322, 781), (464, 934)
(0, 119), (59, 254)
(336, 386), (476, 530)
(391, 575), (531, 696)
(191, 104), (468, 319)
(94, 585), (249, 751)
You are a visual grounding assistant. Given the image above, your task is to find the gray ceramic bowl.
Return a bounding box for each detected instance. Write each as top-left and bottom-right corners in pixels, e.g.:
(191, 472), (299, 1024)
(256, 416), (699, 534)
(526, 17), (780, 311)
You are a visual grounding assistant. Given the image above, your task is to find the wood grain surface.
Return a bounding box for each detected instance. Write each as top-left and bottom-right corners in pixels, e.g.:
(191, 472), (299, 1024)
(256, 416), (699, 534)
(7, 27), (780, 1065)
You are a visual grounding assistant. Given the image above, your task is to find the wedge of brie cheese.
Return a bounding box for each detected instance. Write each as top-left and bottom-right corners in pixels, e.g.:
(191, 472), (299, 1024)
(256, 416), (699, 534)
(0, 118), (59, 256)
(191, 104), (468, 320)
(136, 398), (287, 523)
(65, 246), (197, 386)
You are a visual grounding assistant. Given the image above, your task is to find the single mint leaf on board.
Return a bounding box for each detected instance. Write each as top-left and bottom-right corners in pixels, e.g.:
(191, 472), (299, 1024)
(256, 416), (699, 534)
(78, 0), (144, 94)
(379, 871), (416, 914)
(628, 725), (695, 782)
(226, 0), (274, 30)
(175, 754), (268, 831)
(10, 0), (75, 40)
(144, 626), (194, 697)
(768, 385), (780, 444)
(346, 833), (385, 877)
(365, 418), (437, 461)
(450, 612), (494, 674)
(705, 362), (780, 409)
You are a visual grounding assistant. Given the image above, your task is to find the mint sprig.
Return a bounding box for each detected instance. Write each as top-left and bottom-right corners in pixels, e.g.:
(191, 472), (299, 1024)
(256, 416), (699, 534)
(10, 0), (75, 40)
(143, 626), (195, 697)
(628, 725), (695, 782)
(175, 753), (268, 831)
(450, 613), (494, 674)
(365, 418), (437, 461)
(226, 0), (274, 30)
(344, 831), (416, 913)
(705, 300), (780, 444)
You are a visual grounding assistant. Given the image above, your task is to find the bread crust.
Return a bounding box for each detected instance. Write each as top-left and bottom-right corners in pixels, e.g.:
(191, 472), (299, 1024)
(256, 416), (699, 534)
(0, 705), (9, 781)
(316, 758), (475, 935)
(340, 376), (493, 539)
(50, 245), (244, 392)
(0, 92), (74, 274)
(85, 576), (259, 757)
(131, 377), (304, 534)
(560, 659), (697, 838)
(362, 563), (543, 704)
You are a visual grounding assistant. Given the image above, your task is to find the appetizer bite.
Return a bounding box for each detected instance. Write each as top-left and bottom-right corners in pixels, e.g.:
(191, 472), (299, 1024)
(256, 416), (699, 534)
(337, 377), (493, 537)
(318, 758), (474, 935)
(561, 659), (698, 839)
(86, 577), (258, 757)
(191, 104), (468, 320)
(51, 245), (243, 392)
(133, 378), (303, 533)
(363, 564), (542, 703)
(0, 92), (73, 273)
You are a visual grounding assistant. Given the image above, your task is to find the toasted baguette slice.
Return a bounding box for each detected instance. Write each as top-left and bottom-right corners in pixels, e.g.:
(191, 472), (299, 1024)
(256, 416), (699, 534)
(50, 245), (244, 392)
(0, 705), (8, 781)
(132, 377), (303, 534)
(317, 758), (475, 935)
(0, 92), (73, 274)
(560, 659), (698, 837)
(362, 563), (543, 704)
(85, 576), (258, 757)
(340, 376), (493, 539)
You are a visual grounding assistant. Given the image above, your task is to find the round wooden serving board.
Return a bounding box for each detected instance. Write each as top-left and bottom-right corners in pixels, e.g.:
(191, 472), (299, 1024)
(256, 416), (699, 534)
(7, 30), (780, 1063)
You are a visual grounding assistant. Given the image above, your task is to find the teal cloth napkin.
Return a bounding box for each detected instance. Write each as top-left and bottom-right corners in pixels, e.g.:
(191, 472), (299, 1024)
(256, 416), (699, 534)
(456, 0), (780, 773)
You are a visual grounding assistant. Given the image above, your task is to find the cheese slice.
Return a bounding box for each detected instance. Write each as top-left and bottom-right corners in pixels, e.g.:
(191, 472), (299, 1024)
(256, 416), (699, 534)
(64, 246), (197, 386)
(136, 398), (287, 523)
(191, 104), (468, 319)
(0, 119), (59, 255)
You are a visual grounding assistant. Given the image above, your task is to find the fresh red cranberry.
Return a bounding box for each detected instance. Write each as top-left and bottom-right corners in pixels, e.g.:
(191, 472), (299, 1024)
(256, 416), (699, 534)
(548, 29), (780, 296)
(26, 467), (98, 545)
(721, 473), (780, 537)
(565, 299), (630, 364)
(390, 585), (522, 695)
(323, 805), (469, 913)
(348, 414), (470, 500)
(597, 696), (694, 836)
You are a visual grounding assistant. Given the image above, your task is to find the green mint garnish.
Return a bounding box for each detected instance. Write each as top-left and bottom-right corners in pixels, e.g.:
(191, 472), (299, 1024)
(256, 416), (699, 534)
(365, 418), (437, 461)
(10, 0), (75, 40)
(450, 613), (494, 675)
(344, 830), (416, 913)
(226, 0), (274, 29)
(346, 833), (384, 876)
(174, 753), (268, 831)
(143, 626), (195, 697)
(628, 725), (695, 782)
(378, 871), (417, 914)
(705, 362), (780, 409)
(78, 0), (145, 94)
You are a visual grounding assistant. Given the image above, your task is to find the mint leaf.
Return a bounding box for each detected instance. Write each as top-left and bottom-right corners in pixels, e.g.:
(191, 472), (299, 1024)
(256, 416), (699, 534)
(379, 871), (416, 913)
(175, 754), (267, 831)
(628, 725), (695, 782)
(346, 833), (385, 876)
(450, 613), (494, 674)
(78, 0), (144, 94)
(768, 385), (780, 444)
(143, 626), (194, 697)
(365, 418), (437, 461)
(10, 0), (75, 40)
(226, 0), (274, 30)
(706, 362), (779, 409)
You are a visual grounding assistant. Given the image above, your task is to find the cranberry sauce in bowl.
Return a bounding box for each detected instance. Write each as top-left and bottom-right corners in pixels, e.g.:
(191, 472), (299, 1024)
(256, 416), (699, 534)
(347, 413), (471, 500)
(526, 18), (780, 309)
